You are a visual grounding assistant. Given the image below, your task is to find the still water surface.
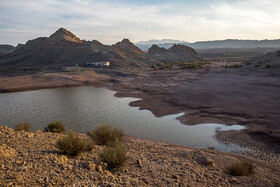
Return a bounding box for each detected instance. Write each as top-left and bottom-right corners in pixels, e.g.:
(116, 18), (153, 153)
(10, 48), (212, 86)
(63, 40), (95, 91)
(0, 86), (245, 152)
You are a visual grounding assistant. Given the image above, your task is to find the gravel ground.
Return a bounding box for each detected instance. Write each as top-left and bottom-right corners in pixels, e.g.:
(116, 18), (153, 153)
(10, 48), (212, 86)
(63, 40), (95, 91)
(1, 125), (280, 186)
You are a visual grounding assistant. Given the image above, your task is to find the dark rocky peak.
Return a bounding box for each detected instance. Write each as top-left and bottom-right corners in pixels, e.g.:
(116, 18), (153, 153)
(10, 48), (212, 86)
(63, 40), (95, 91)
(168, 44), (197, 55)
(49, 28), (82, 43)
(114, 39), (143, 53)
(0, 45), (15, 53)
(148, 44), (167, 54)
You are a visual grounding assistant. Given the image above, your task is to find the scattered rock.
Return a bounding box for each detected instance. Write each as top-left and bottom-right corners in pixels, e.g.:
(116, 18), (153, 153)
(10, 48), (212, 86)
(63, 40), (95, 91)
(84, 161), (96, 171)
(202, 157), (215, 167)
(136, 159), (143, 168)
(0, 144), (17, 157)
(96, 165), (103, 173)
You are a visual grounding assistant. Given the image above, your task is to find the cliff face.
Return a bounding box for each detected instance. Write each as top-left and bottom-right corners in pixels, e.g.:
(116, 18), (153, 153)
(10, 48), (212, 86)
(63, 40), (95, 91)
(147, 44), (201, 62)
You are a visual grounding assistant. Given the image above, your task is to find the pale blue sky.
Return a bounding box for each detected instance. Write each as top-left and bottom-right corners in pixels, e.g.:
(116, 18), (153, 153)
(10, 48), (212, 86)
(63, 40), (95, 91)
(0, 0), (279, 45)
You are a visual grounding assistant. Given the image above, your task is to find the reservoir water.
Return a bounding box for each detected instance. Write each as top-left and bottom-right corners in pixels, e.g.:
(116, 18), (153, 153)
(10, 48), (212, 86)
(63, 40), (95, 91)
(0, 86), (245, 152)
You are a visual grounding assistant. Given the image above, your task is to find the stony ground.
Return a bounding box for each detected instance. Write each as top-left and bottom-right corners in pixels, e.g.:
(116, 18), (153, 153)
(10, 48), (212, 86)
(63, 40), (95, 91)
(1, 125), (280, 186)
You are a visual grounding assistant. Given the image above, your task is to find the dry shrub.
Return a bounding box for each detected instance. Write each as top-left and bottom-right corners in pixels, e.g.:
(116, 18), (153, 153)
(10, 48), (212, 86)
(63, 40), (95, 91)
(56, 131), (93, 156)
(15, 122), (30, 131)
(88, 124), (124, 147)
(227, 162), (253, 176)
(100, 144), (127, 169)
(45, 121), (65, 133)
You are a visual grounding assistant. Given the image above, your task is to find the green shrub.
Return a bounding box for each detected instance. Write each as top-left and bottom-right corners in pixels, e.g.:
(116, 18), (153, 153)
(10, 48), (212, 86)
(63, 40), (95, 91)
(15, 122), (30, 131)
(226, 162), (253, 176)
(45, 121), (65, 133)
(265, 64), (271, 68)
(100, 144), (127, 169)
(56, 131), (93, 156)
(88, 125), (124, 147)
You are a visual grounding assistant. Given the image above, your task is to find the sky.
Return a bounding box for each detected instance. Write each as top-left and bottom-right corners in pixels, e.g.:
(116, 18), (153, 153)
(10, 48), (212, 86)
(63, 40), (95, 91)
(0, 0), (279, 45)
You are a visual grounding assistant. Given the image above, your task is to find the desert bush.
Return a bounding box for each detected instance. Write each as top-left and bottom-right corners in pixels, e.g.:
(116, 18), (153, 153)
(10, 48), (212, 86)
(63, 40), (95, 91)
(226, 162), (253, 176)
(56, 131), (93, 156)
(180, 61), (209, 69)
(100, 144), (127, 169)
(15, 122), (30, 131)
(45, 120), (65, 133)
(88, 125), (124, 147)
(265, 64), (271, 68)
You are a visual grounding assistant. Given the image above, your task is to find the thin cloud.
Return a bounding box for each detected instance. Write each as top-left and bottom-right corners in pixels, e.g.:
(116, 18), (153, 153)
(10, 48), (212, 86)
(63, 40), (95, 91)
(0, 0), (279, 45)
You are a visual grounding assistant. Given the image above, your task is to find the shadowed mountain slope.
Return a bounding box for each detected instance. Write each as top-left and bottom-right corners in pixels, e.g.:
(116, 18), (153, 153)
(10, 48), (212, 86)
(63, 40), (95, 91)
(0, 28), (161, 68)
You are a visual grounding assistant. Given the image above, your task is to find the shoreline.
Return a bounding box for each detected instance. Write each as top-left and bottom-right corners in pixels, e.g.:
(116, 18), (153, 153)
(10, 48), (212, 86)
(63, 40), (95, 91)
(0, 68), (279, 164)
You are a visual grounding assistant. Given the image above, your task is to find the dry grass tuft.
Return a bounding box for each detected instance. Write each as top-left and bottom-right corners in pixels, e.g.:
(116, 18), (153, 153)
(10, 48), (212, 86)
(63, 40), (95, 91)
(87, 124), (124, 147)
(15, 122), (30, 131)
(100, 144), (127, 169)
(45, 121), (65, 133)
(56, 131), (93, 156)
(226, 162), (254, 176)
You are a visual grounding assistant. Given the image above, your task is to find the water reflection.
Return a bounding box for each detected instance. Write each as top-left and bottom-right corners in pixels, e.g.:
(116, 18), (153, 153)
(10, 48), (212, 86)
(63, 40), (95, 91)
(0, 86), (245, 152)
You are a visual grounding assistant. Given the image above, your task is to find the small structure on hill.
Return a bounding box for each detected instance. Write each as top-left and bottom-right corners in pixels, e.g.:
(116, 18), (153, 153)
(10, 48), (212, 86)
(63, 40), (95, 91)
(86, 61), (110, 68)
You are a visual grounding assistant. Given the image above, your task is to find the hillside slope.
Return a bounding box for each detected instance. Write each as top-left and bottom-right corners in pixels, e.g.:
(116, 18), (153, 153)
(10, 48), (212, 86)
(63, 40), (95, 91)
(0, 28), (160, 68)
(0, 125), (279, 186)
(147, 44), (202, 62)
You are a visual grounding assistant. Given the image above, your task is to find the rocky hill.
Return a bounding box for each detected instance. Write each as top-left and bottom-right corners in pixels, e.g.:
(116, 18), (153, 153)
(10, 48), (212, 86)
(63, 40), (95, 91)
(0, 45), (15, 53)
(0, 28), (161, 68)
(147, 44), (201, 62)
(248, 50), (280, 68)
(49, 28), (82, 43)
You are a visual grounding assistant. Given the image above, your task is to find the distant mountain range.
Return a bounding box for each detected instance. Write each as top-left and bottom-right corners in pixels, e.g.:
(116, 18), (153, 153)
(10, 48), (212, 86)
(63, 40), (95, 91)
(136, 39), (188, 45)
(135, 39), (280, 51)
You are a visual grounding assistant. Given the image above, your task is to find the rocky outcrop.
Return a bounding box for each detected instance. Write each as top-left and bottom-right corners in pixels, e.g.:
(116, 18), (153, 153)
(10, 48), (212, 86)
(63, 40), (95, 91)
(0, 45), (15, 53)
(147, 44), (201, 62)
(113, 39), (143, 54)
(49, 28), (82, 43)
(168, 44), (197, 55)
(249, 50), (280, 68)
(148, 44), (167, 54)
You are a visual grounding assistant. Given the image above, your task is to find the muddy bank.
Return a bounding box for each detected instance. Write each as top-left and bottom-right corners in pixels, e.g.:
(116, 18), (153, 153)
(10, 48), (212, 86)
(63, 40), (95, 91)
(111, 68), (280, 154)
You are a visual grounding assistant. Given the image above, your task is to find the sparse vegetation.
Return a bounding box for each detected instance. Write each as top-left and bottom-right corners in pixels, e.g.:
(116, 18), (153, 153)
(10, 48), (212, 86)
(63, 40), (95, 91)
(56, 131), (93, 156)
(15, 122), (30, 131)
(265, 64), (271, 68)
(45, 120), (65, 133)
(100, 144), (127, 169)
(87, 124), (124, 147)
(226, 162), (253, 176)
(180, 61), (210, 69)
